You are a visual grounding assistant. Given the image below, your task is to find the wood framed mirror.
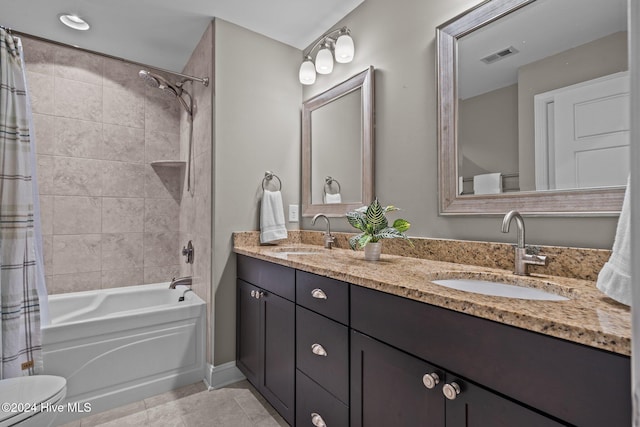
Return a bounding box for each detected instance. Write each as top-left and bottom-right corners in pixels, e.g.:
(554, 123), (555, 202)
(437, 0), (627, 215)
(302, 66), (375, 217)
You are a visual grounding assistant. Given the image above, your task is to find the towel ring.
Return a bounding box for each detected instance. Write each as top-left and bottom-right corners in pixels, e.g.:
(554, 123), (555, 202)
(262, 171), (282, 191)
(323, 176), (341, 196)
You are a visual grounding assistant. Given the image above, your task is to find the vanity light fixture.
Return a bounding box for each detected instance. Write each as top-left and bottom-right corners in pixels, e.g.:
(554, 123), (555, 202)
(58, 13), (90, 31)
(298, 27), (355, 85)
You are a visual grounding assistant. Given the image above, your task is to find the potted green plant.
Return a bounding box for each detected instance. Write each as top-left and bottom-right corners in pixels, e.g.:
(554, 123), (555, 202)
(346, 198), (412, 261)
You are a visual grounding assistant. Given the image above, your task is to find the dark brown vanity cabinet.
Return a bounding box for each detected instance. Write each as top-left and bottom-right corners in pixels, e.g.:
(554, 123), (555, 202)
(351, 331), (564, 427)
(295, 271), (350, 427)
(351, 284), (631, 427)
(237, 256), (295, 425)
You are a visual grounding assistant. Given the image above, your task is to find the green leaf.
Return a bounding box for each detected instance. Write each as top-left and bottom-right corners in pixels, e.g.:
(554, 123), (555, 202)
(349, 233), (363, 250)
(365, 199), (388, 233)
(393, 218), (411, 233)
(374, 227), (405, 240)
(358, 234), (372, 248)
(384, 205), (400, 213)
(346, 211), (367, 232)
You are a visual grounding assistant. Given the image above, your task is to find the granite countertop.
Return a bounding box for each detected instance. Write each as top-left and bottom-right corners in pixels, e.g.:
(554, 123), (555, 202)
(234, 238), (631, 356)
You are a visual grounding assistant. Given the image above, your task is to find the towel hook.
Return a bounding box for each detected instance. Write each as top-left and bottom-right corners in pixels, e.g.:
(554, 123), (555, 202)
(323, 176), (341, 196)
(262, 171), (282, 191)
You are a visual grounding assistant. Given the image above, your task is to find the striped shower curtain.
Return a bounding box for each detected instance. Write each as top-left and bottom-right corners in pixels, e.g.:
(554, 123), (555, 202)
(0, 28), (44, 378)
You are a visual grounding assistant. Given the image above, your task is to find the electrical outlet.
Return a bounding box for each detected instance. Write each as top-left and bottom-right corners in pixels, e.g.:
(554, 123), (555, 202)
(288, 205), (299, 222)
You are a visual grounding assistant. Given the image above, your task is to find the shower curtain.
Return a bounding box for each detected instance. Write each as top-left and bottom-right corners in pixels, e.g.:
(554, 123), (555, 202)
(0, 27), (46, 378)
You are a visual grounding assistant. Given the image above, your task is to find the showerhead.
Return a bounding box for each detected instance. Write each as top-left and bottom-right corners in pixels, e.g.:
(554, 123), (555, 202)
(138, 69), (192, 118)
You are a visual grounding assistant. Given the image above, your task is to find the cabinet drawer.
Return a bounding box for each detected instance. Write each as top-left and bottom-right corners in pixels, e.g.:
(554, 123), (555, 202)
(296, 370), (349, 427)
(296, 270), (349, 324)
(237, 255), (295, 301)
(296, 306), (349, 403)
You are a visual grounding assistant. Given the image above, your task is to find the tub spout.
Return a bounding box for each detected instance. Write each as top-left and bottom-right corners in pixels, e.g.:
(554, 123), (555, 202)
(169, 276), (192, 289)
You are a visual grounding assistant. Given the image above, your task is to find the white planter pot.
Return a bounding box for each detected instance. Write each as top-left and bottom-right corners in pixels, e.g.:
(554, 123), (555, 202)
(364, 242), (382, 261)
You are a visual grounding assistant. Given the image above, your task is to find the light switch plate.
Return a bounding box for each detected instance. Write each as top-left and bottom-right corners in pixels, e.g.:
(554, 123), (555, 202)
(288, 205), (299, 222)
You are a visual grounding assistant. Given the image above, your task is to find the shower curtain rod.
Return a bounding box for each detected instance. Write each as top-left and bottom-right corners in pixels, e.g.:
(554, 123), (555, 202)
(0, 25), (209, 86)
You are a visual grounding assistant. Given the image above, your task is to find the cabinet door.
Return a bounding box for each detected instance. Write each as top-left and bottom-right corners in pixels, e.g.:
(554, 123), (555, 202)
(261, 289), (295, 425)
(237, 279), (260, 385)
(445, 377), (566, 427)
(351, 331), (445, 427)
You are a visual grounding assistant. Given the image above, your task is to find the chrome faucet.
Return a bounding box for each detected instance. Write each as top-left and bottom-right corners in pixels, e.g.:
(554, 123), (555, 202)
(312, 213), (335, 249)
(501, 210), (547, 276)
(169, 276), (192, 289)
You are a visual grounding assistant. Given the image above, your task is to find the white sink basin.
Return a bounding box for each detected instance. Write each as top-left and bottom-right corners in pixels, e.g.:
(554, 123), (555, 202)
(432, 279), (569, 301)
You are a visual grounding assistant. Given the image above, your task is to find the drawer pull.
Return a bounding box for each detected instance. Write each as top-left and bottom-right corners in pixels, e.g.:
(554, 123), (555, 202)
(311, 343), (328, 357)
(422, 372), (440, 389)
(443, 382), (461, 400)
(311, 412), (327, 427)
(311, 288), (328, 299)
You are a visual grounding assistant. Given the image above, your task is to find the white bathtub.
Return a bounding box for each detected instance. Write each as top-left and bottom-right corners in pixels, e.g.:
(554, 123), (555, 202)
(42, 283), (206, 424)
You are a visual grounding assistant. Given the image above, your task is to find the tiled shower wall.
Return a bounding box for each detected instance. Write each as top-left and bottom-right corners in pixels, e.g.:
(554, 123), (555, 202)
(23, 36), (184, 294)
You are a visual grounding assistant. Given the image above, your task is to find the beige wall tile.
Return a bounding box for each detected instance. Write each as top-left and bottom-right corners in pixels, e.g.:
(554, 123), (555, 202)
(102, 161), (145, 197)
(145, 89), (180, 134)
(53, 196), (102, 234)
(32, 113), (55, 155)
(53, 157), (103, 196)
(49, 271), (102, 294)
(102, 197), (144, 233)
(144, 265), (181, 284)
(21, 37), (54, 75)
(37, 155), (55, 195)
(103, 58), (146, 95)
(101, 268), (144, 289)
(192, 106), (212, 158)
(39, 195), (53, 235)
(54, 46), (103, 85)
(103, 86), (145, 129)
(43, 234), (53, 275)
(27, 71), (54, 114)
(52, 234), (101, 275)
(144, 232), (179, 267)
(145, 198), (179, 232)
(54, 77), (103, 122)
(145, 130), (180, 163)
(145, 165), (183, 200)
(54, 117), (103, 158)
(102, 233), (144, 271)
(103, 124), (145, 163)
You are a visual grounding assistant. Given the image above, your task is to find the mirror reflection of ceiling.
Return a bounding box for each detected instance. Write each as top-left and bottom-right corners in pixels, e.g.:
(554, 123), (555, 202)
(458, 0), (627, 100)
(0, 0), (364, 72)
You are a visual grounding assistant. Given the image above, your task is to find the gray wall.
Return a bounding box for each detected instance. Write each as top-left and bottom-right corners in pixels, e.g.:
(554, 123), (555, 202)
(212, 19), (301, 365)
(300, 0), (618, 249)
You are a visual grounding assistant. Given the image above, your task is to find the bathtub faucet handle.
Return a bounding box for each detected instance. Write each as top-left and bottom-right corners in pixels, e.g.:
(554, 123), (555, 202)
(182, 241), (194, 264)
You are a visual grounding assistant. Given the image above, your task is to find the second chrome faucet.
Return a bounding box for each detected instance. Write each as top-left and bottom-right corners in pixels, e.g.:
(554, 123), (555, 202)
(312, 213), (335, 249)
(501, 210), (548, 276)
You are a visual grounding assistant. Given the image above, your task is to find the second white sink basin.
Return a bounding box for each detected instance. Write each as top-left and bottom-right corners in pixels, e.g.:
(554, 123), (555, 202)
(432, 279), (569, 301)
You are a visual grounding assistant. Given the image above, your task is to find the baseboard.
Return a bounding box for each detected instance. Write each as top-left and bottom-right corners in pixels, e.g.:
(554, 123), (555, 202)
(204, 361), (245, 390)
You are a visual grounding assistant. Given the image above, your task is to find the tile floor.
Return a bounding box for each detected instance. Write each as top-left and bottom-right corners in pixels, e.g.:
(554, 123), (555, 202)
(60, 380), (288, 427)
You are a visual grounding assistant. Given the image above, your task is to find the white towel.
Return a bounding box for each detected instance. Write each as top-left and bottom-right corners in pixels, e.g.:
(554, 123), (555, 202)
(596, 177), (631, 305)
(473, 173), (502, 195)
(260, 190), (288, 243)
(325, 193), (342, 204)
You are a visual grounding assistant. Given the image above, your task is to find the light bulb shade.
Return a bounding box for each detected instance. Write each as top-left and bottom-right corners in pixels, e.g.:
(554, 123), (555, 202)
(299, 60), (316, 85)
(315, 47), (334, 74)
(335, 34), (354, 63)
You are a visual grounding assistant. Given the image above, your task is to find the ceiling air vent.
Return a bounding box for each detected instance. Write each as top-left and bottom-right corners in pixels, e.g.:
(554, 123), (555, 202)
(481, 46), (519, 64)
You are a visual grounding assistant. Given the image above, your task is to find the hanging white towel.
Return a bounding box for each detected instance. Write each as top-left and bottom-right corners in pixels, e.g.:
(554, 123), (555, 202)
(473, 173), (502, 194)
(260, 190), (288, 243)
(596, 177), (631, 305)
(325, 193), (342, 204)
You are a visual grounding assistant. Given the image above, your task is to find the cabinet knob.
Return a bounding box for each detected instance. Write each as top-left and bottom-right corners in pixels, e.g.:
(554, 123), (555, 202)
(422, 372), (440, 389)
(311, 288), (328, 299)
(253, 291), (264, 299)
(250, 290), (256, 298)
(311, 412), (327, 427)
(311, 343), (328, 357)
(443, 382), (461, 400)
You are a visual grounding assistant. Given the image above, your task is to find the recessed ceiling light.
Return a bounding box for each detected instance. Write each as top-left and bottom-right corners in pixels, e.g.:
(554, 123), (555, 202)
(58, 13), (90, 31)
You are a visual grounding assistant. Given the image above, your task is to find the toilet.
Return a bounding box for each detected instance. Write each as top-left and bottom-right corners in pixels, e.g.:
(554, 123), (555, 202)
(0, 375), (66, 427)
